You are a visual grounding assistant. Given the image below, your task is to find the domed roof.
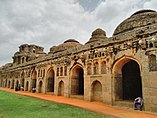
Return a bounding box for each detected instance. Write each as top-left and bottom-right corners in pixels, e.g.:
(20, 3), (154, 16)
(113, 9), (157, 36)
(86, 28), (107, 44)
(64, 39), (79, 43)
(92, 28), (106, 37)
(49, 39), (82, 54)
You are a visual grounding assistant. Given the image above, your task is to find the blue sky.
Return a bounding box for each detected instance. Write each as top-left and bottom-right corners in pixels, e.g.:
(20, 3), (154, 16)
(0, 0), (157, 66)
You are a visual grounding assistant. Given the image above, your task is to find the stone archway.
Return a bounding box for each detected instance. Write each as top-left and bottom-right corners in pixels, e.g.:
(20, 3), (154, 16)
(46, 68), (55, 93)
(112, 56), (142, 101)
(32, 70), (37, 92)
(5, 79), (7, 87)
(38, 81), (42, 93)
(26, 81), (29, 91)
(11, 80), (15, 89)
(21, 79), (25, 88)
(8, 80), (11, 88)
(58, 80), (64, 96)
(21, 71), (25, 88)
(122, 60), (142, 100)
(91, 80), (102, 102)
(71, 64), (84, 95)
(16, 80), (19, 86)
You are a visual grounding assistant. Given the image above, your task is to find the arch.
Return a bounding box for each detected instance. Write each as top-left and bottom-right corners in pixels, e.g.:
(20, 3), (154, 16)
(21, 79), (25, 88)
(16, 80), (19, 86)
(38, 81), (42, 93)
(91, 80), (102, 102)
(112, 56), (142, 101)
(149, 54), (156, 71)
(70, 64), (84, 95)
(21, 71), (25, 88)
(93, 62), (99, 74)
(31, 70), (37, 91)
(8, 80), (11, 88)
(11, 80), (15, 89)
(87, 63), (92, 75)
(57, 67), (59, 76)
(101, 61), (107, 74)
(25, 81), (29, 91)
(64, 66), (67, 76)
(22, 57), (25, 63)
(60, 67), (63, 76)
(149, 42), (153, 48)
(46, 68), (55, 92)
(5, 79), (7, 87)
(58, 80), (64, 96)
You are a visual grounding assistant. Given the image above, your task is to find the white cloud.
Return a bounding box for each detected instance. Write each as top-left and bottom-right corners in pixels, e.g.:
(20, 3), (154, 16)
(143, 0), (157, 10)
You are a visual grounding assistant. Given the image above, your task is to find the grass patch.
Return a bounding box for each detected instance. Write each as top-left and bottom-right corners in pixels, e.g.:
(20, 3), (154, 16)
(0, 91), (113, 118)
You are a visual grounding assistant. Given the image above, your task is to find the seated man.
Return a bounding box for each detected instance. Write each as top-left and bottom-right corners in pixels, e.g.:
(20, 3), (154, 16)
(32, 87), (36, 93)
(134, 97), (143, 111)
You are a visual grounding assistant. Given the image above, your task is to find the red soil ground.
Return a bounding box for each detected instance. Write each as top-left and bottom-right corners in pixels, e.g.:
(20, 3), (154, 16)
(0, 87), (157, 118)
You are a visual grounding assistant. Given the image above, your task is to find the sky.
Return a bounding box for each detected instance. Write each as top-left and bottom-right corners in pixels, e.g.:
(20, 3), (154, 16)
(0, 0), (157, 66)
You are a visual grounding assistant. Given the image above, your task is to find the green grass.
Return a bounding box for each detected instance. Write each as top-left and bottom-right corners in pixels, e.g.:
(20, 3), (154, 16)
(0, 91), (113, 118)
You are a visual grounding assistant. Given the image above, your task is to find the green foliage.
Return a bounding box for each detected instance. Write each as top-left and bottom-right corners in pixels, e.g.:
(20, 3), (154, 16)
(0, 91), (112, 118)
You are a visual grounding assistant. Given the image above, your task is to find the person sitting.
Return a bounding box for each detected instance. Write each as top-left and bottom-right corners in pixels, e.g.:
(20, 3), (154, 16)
(134, 97), (143, 111)
(32, 87), (36, 93)
(21, 86), (24, 91)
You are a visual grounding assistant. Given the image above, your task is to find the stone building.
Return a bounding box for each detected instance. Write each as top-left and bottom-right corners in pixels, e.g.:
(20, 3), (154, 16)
(1, 9), (157, 113)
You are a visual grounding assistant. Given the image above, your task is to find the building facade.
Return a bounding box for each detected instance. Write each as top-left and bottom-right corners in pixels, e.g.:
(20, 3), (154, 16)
(1, 9), (157, 113)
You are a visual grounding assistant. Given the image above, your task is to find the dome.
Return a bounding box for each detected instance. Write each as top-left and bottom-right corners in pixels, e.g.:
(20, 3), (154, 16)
(113, 9), (157, 36)
(49, 39), (82, 54)
(92, 28), (106, 37)
(86, 28), (107, 44)
(64, 39), (79, 43)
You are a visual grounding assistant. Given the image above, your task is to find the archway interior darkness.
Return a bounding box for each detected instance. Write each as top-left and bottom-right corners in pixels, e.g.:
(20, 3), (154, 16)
(21, 79), (24, 87)
(47, 69), (54, 92)
(122, 60), (142, 100)
(12, 80), (15, 89)
(71, 65), (84, 95)
(32, 79), (36, 88)
(8, 81), (11, 88)
(32, 70), (37, 88)
(26, 81), (29, 91)
(39, 81), (42, 93)
(16, 80), (19, 86)
(21, 72), (25, 87)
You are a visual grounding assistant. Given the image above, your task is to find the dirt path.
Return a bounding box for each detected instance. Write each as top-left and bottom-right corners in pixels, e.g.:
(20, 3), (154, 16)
(0, 88), (157, 118)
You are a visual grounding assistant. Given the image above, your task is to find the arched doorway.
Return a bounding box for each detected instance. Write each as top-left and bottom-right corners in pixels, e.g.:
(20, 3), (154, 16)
(38, 81), (42, 93)
(58, 81), (64, 96)
(21, 71), (25, 88)
(122, 60), (142, 100)
(26, 81), (29, 91)
(11, 80), (15, 89)
(8, 81), (11, 88)
(16, 80), (19, 86)
(32, 70), (37, 92)
(46, 68), (55, 93)
(71, 64), (84, 95)
(21, 79), (25, 88)
(112, 56), (142, 101)
(5, 79), (7, 87)
(91, 80), (102, 102)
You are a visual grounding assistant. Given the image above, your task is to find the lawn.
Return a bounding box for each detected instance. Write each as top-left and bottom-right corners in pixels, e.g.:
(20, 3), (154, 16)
(0, 91), (113, 118)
